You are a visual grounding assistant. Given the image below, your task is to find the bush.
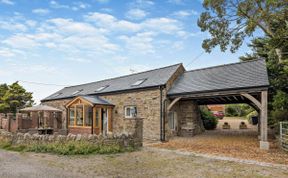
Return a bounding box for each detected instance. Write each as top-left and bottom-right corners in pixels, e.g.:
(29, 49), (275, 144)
(0, 140), (135, 155)
(200, 108), (218, 130)
(271, 110), (288, 122)
(246, 110), (258, 124)
(225, 104), (254, 117)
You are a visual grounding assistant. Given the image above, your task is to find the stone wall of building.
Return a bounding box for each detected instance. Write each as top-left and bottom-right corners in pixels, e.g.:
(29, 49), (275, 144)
(102, 89), (160, 140)
(168, 100), (204, 137)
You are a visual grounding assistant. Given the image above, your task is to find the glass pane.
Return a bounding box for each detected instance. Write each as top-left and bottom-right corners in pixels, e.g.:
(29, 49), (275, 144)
(95, 109), (99, 127)
(69, 108), (75, 126)
(76, 105), (83, 126)
(126, 107), (130, 117)
(85, 106), (93, 126)
(130, 107), (137, 117)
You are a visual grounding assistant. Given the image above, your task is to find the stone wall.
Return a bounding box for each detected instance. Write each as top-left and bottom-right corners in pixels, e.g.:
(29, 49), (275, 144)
(42, 89), (159, 140)
(168, 100), (204, 137)
(0, 129), (142, 148)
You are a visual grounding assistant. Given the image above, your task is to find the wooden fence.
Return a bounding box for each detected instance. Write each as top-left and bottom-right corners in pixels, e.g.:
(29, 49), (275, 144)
(280, 122), (288, 151)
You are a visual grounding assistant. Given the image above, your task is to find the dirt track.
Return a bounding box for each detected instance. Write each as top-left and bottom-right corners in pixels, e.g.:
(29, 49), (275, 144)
(1, 148), (288, 178)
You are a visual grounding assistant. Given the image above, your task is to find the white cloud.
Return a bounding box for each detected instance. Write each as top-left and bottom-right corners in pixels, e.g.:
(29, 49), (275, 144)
(0, 20), (27, 31)
(71, 2), (90, 11)
(119, 32), (156, 54)
(85, 12), (141, 32)
(32, 8), (50, 15)
(50, 0), (69, 9)
(0, 48), (15, 57)
(3, 35), (39, 49)
(126, 9), (147, 20)
(173, 10), (198, 18)
(85, 12), (183, 34)
(142, 18), (181, 34)
(0, 0), (14, 5)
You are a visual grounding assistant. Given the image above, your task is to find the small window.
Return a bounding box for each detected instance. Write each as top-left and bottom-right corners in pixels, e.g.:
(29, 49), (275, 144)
(131, 79), (146, 86)
(72, 89), (83, 95)
(168, 111), (177, 130)
(124, 106), (137, 118)
(96, 85), (109, 92)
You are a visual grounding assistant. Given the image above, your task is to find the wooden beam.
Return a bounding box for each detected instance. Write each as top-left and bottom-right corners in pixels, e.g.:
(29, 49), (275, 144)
(260, 90), (269, 149)
(232, 96), (238, 101)
(167, 97), (182, 111)
(219, 97), (226, 102)
(241, 93), (261, 109)
(225, 96), (232, 101)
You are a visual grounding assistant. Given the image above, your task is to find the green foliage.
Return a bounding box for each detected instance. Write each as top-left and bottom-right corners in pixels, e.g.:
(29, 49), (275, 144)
(0, 140), (134, 155)
(271, 110), (288, 122)
(225, 104), (254, 117)
(0, 82), (34, 113)
(246, 110), (258, 124)
(198, 0), (287, 54)
(272, 91), (288, 110)
(200, 108), (218, 130)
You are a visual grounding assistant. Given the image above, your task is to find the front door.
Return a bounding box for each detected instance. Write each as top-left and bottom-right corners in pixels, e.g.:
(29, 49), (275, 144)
(102, 108), (108, 136)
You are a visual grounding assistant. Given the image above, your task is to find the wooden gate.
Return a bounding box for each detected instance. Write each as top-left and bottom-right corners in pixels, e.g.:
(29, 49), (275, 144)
(280, 122), (288, 151)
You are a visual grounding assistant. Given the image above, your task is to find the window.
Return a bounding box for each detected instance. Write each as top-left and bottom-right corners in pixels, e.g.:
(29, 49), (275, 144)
(131, 79), (146, 86)
(168, 112), (177, 130)
(72, 89), (83, 95)
(84, 106), (93, 126)
(76, 105), (83, 126)
(69, 108), (75, 126)
(96, 85), (109, 92)
(125, 106), (137, 118)
(95, 108), (100, 127)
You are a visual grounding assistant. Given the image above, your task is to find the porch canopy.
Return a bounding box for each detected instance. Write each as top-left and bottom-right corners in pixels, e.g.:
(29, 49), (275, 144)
(167, 59), (270, 150)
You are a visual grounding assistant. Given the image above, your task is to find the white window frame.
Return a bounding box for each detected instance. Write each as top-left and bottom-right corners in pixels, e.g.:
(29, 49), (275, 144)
(124, 106), (137, 118)
(131, 79), (147, 86)
(168, 111), (177, 130)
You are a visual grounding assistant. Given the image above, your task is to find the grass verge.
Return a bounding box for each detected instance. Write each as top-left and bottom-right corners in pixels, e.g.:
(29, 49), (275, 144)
(0, 140), (135, 155)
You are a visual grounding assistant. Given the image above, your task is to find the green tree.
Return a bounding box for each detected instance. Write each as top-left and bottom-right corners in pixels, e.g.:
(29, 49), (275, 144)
(0, 82), (34, 113)
(198, 0), (288, 62)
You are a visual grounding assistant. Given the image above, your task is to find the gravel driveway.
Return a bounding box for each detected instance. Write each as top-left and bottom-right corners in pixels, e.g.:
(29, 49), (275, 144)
(1, 148), (288, 178)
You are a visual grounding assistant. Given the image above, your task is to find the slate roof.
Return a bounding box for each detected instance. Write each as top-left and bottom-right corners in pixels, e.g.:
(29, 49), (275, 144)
(168, 59), (269, 96)
(82, 96), (114, 106)
(42, 63), (182, 101)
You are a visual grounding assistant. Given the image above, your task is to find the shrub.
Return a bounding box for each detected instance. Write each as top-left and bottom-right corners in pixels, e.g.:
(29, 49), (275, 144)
(0, 140), (135, 155)
(200, 108), (218, 130)
(246, 110), (258, 124)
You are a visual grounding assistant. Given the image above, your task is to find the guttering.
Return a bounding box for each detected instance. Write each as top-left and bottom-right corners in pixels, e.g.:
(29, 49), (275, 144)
(160, 85), (165, 141)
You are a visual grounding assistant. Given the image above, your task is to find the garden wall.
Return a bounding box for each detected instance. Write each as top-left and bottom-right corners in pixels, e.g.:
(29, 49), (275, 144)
(0, 129), (142, 148)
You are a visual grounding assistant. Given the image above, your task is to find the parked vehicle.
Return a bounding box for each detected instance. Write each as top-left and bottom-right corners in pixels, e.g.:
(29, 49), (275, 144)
(212, 111), (224, 119)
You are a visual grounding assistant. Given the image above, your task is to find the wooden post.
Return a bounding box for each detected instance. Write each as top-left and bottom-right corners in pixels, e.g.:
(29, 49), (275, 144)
(260, 90), (269, 150)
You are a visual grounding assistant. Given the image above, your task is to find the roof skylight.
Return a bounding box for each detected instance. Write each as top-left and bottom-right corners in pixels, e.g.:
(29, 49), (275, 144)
(96, 85), (109, 92)
(131, 79), (147, 86)
(72, 89), (83, 95)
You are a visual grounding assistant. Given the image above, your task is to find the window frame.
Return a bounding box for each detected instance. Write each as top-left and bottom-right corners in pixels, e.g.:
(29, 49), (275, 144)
(124, 106), (137, 119)
(168, 111), (177, 130)
(68, 104), (93, 128)
(131, 79), (147, 86)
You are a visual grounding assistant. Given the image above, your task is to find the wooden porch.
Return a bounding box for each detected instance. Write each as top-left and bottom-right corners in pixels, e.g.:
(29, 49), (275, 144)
(65, 96), (114, 135)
